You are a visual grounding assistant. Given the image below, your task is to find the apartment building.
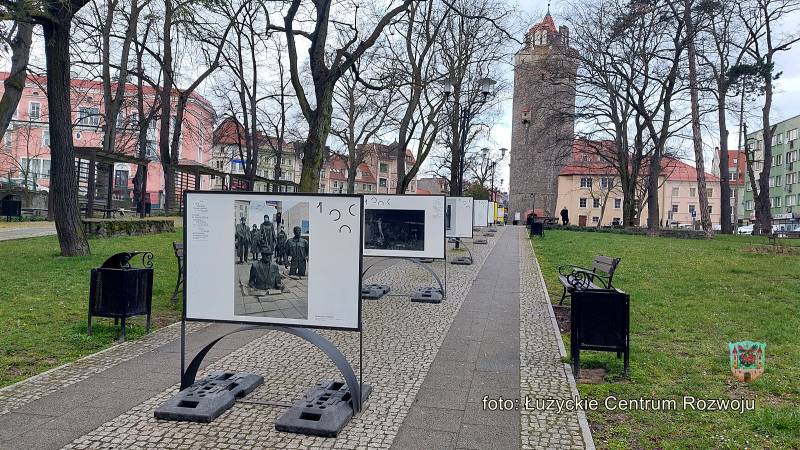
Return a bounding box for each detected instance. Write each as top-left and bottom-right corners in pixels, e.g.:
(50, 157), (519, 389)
(744, 114), (800, 229)
(0, 72), (215, 208)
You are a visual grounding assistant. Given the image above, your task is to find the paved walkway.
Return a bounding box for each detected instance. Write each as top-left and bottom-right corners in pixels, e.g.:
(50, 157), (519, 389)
(0, 227), (594, 449)
(392, 227), (521, 449)
(0, 222), (56, 241)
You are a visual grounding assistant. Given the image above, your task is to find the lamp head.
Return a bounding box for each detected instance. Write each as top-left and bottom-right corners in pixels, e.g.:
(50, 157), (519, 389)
(478, 77), (496, 97)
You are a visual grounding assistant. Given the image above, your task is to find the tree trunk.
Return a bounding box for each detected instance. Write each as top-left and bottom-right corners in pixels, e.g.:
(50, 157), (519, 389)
(755, 73), (774, 235)
(717, 91), (733, 233)
(646, 155), (661, 230)
(684, 1), (712, 235)
(159, 0), (175, 212)
(299, 112), (330, 193)
(42, 17), (90, 256)
(0, 23), (33, 139)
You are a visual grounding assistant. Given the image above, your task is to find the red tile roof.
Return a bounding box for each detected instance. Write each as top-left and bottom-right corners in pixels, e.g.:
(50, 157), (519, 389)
(324, 155), (376, 184)
(531, 13), (557, 33)
(561, 138), (719, 181)
(415, 188), (432, 195)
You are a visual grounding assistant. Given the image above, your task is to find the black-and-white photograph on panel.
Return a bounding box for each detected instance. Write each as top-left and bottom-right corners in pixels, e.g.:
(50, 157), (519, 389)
(363, 194), (445, 259)
(185, 192), (363, 330)
(445, 197), (474, 238)
(473, 199), (489, 227)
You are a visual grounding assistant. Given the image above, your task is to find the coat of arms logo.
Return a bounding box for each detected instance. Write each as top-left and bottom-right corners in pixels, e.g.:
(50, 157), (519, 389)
(729, 341), (766, 382)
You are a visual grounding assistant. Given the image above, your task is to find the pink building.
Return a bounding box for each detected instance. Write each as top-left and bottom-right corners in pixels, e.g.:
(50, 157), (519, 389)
(0, 72), (215, 209)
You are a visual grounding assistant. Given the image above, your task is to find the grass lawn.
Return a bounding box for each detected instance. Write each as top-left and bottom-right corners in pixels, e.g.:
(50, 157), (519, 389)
(0, 230), (184, 388)
(532, 230), (800, 450)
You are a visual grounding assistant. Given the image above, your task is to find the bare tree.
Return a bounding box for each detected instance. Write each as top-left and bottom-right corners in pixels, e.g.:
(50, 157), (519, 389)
(331, 67), (395, 193)
(735, 0), (800, 234)
(0, 19), (33, 139)
(271, 0), (418, 192)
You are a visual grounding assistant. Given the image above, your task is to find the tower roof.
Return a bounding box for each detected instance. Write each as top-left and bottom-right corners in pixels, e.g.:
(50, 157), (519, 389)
(530, 12), (557, 34)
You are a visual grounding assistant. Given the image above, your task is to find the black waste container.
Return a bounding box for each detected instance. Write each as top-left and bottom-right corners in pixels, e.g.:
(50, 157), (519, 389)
(89, 252), (154, 341)
(1, 199), (21, 220)
(570, 288), (629, 377)
(530, 222), (544, 237)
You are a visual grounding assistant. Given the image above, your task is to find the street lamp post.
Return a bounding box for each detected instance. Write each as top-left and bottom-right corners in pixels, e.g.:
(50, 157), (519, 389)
(481, 147), (506, 203)
(443, 76), (497, 196)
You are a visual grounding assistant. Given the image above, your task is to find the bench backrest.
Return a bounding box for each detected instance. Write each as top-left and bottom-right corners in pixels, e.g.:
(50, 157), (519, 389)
(173, 242), (184, 259)
(592, 256), (621, 284)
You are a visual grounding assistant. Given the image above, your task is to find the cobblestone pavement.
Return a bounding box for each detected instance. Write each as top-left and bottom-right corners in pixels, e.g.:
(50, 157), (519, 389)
(0, 321), (209, 416)
(61, 230), (505, 449)
(519, 228), (594, 449)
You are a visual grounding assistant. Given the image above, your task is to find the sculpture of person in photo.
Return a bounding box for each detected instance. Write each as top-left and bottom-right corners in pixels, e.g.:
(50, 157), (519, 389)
(276, 225), (287, 265)
(250, 224), (261, 261)
(248, 252), (283, 291)
(285, 225), (309, 276)
(235, 216), (250, 264)
(560, 206), (570, 226)
(259, 214), (276, 261)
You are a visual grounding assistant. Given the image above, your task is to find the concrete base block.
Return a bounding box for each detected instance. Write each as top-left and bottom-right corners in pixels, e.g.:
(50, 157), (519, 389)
(275, 380), (372, 437)
(154, 372), (263, 423)
(410, 287), (444, 303)
(362, 284), (391, 299)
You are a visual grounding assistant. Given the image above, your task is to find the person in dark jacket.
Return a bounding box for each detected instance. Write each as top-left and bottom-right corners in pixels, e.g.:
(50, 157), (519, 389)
(560, 206), (570, 225)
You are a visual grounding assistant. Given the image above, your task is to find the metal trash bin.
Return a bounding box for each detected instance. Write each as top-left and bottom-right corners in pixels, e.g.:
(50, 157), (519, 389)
(570, 288), (629, 378)
(530, 222), (544, 237)
(88, 252), (154, 341)
(1, 199), (22, 221)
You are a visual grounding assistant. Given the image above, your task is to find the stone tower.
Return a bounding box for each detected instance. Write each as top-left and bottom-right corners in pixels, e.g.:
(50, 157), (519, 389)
(508, 12), (577, 220)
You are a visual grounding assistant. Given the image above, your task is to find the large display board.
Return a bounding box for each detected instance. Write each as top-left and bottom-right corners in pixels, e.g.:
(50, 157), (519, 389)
(488, 201), (496, 224)
(473, 199), (489, 227)
(184, 191), (363, 330)
(363, 194), (445, 259)
(445, 197), (474, 238)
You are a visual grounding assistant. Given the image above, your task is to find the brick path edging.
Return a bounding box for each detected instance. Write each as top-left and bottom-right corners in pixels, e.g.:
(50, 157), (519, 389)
(526, 236), (595, 450)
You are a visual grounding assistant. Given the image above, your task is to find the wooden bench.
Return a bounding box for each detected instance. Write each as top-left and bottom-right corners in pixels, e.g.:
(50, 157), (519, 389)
(768, 231), (800, 245)
(170, 242), (184, 303)
(558, 255), (621, 305)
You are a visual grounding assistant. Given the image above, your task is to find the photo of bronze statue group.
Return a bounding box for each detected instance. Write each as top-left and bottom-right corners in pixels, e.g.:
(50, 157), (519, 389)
(233, 199), (310, 320)
(364, 209), (425, 251)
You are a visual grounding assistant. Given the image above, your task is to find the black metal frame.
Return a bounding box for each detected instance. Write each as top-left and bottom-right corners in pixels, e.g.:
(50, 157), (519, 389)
(180, 190), (367, 417)
(569, 288), (630, 378)
(362, 194), (447, 261)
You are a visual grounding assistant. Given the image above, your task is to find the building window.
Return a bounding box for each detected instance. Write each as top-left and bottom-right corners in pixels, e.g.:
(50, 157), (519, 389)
(773, 196), (782, 208)
(146, 140), (157, 159)
(592, 216), (600, 223)
(688, 204), (696, 214)
(116, 113), (126, 130)
(788, 128), (799, 141)
(707, 205), (713, 214)
(579, 198), (587, 208)
(690, 188), (696, 197)
(672, 187), (679, 196)
(29, 102), (41, 120)
(78, 107), (100, 126)
(614, 198), (621, 209)
(20, 158), (51, 178)
(706, 188), (713, 197)
(379, 178), (387, 187)
(785, 195), (796, 206)
(42, 130), (50, 147)
(775, 175), (782, 186)
(745, 200), (753, 210)
(786, 173), (796, 185)
(368, 184), (373, 191)
(592, 198), (601, 208)
(580, 177), (592, 188)
(671, 204), (679, 213)
(774, 154), (783, 167)
(379, 163), (388, 173)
